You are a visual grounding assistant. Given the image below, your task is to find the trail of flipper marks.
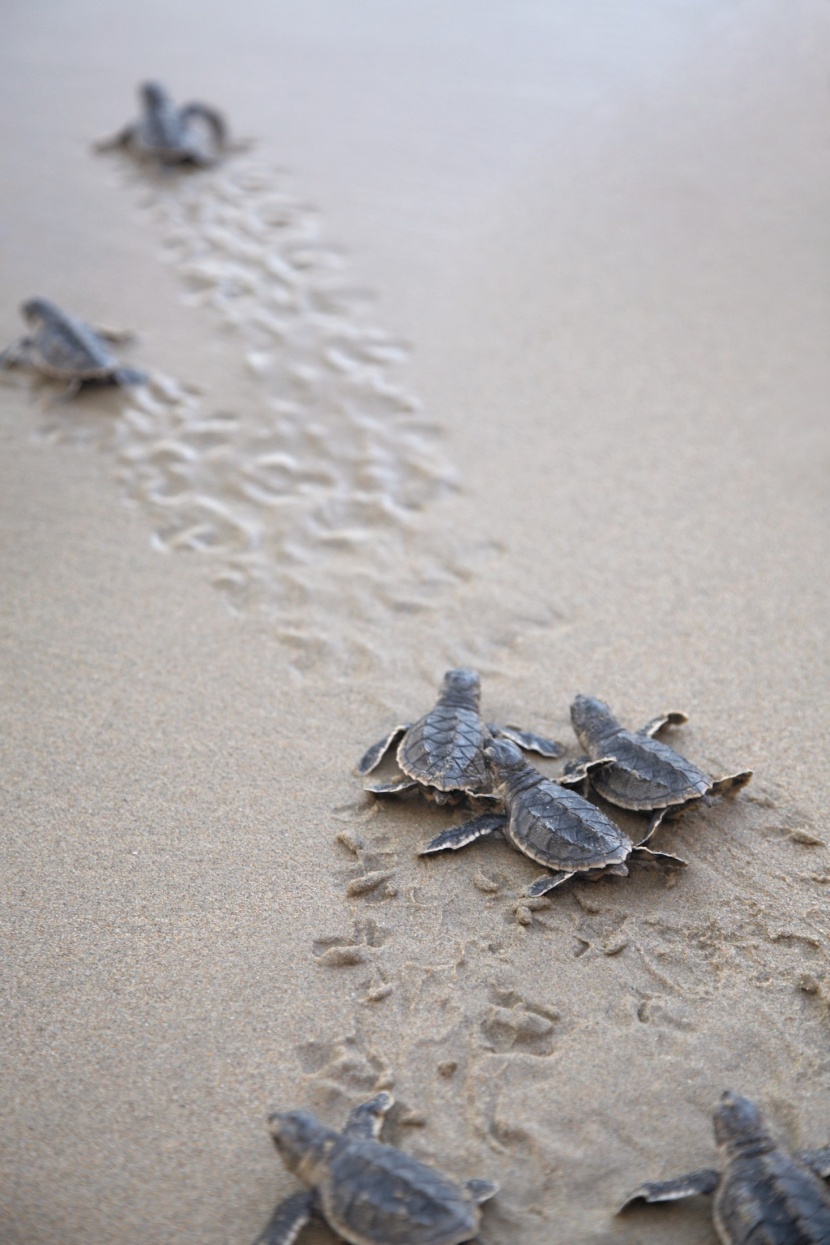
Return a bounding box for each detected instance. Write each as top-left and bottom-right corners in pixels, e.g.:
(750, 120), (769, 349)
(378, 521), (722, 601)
(39, 157), (560, 675)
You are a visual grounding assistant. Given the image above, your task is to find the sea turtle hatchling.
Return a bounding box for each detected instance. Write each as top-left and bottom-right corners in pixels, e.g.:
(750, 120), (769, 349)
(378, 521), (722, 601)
(253, 1090), (498, 1245)
(562, 694), (752, 831)
(357, 668), (562, 805)
(97, 81), (231, 167)
(419, 738), (684, 896)
(619, 1090), (830, 1244)
(0, 298), (147, 398)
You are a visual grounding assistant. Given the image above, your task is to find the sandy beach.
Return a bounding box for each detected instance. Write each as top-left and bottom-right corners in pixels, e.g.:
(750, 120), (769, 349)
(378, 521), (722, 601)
(2, 3), (830, 1242)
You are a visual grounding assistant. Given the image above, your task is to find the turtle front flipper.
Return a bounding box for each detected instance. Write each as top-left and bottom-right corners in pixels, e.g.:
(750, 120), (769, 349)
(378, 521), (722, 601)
(252, 1189), (314, 1245)
(629, 845), (687, 870)
(364, 776), (419, 797)
(465, 1178), (499, 1203)
(0, 338), (33, 370)
(710, 770), (753, 797)
(180, 102), (228, 147)
(559, 755), (615, 792)
(619, 1168), (721, 1209)
(343, 1091), (393, 1140)
(419, 813), (506, 855)
(490, 724), (562, 758)
(639, 711), (688, 739)
(796, 1147), (830, 1179)
(356, 726), (409, 776)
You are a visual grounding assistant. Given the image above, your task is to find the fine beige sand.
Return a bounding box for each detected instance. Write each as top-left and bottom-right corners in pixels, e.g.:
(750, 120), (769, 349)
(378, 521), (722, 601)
(2, 3), (830, 1243)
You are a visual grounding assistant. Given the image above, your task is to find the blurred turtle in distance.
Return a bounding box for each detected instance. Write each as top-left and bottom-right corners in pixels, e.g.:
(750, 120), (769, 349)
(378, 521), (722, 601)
(96, 81), (236, 167)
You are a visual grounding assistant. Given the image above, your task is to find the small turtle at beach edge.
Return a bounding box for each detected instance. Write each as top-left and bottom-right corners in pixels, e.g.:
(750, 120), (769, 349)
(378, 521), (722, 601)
(419, 737), (685, 896)
(357, 667), (562, 805)
(96, 81), (233, 167)
(253, 1090), (497, 1245)
(562, 694), (752, 832)
(0, 298), (147, 399)
(619, 1090), (830, 1244)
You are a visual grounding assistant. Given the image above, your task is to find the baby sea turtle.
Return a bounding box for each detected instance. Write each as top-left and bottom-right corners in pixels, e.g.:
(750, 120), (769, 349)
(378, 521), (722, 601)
(563, 695), (752, 830)
(254, 1090), (497, 1245)
(419, 738), (684, 896)
(97, 81), (230, 167)
(357, 668), (562, 805)
(619, 1090), (830, 1244)
(0, 298), (147, 398)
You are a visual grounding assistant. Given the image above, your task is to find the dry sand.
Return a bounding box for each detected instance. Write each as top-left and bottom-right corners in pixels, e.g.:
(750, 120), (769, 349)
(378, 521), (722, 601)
(2, 2), (830, 1242)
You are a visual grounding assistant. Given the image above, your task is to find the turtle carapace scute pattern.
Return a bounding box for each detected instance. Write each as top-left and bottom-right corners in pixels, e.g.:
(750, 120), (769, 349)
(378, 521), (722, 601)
(619, 1090), (830, 1244)
(357, 667), (562, 805)
(0, 298), (147, 398)
(97, 81), (231, 167)
(563, 695), (752, 827)
(419, 737), (685, 896)
(254, 1091), (497, 1245)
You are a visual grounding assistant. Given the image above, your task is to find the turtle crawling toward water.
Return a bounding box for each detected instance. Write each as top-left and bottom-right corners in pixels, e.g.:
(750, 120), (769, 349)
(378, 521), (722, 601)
(254, 1091), (497, 1245)
(0, 298), (147, 398)
(562, 695), (752, 831)
(420, 738), (684, 896)
(357, 668), (562, 805)
(97, 81), (231, 167)
(619, 1090), (830, 1244)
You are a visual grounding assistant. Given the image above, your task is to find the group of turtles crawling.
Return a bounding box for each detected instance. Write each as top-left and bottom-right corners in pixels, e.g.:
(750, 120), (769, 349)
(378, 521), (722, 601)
(358, 667), (752, 897)
(5, 78), (828, 1244)
(245, 671), (830, 1245)
(1, 83), (238, 397)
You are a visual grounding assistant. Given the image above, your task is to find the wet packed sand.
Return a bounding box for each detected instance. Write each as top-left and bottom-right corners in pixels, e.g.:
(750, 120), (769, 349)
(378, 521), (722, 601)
(2, 2), (830, 1242)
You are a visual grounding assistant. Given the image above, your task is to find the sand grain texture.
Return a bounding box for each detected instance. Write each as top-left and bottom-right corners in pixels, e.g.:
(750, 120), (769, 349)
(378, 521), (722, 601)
(1, 3), (829, 1243)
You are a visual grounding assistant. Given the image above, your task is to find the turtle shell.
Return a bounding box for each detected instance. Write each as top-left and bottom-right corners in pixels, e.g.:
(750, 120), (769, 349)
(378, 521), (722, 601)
(589, 731), (711, 812)
(24, 300), (117, 380)
(397, 703), (490, 795)
(504, 774), (632, 873)
(319, 1136), (482, 1245)
(715, 1148), (830, 1245)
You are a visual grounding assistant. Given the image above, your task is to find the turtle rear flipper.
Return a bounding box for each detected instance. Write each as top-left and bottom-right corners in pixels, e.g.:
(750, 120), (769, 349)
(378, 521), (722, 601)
(356, 725), (409, 776)
(796, 1147), (830, 1179)
(252, 1189), (314, 1245)
(419, 813), (506, 855)
(490, 724), (562, 758)
(0, 338), (33, 369)
(364, 776), (418, 797)
(619, 1168), (720, 1209)
(639, 711), (688, 739)
(343, 1092), (393, 1141)
(94, 124), (137, 152)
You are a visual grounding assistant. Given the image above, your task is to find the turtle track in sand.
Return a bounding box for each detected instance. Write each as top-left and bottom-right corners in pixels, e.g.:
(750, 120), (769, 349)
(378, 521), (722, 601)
(35, 154), (564, 678)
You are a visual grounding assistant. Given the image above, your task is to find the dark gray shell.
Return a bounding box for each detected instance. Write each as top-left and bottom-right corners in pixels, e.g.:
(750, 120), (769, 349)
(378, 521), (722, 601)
(715, 1149), (830, 1245)
(398, 704), (490, 795)
(589, 730), (710, 812)
(320, 1137), (481, 1245)
(494, 747), (632, 873)
(25, 300), (123, 380)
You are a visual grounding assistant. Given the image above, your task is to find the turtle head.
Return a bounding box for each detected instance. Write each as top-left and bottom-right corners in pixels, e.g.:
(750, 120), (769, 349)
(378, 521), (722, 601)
(439, 668), (481, 708)
(713, 1092), (772, 1156)
(140, 81), (168, 109)
(570, 695), (619, 749)
(21, 297), (56, 325)
(484, 737), (525, 779)
(268, 1109), (337, 1181)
